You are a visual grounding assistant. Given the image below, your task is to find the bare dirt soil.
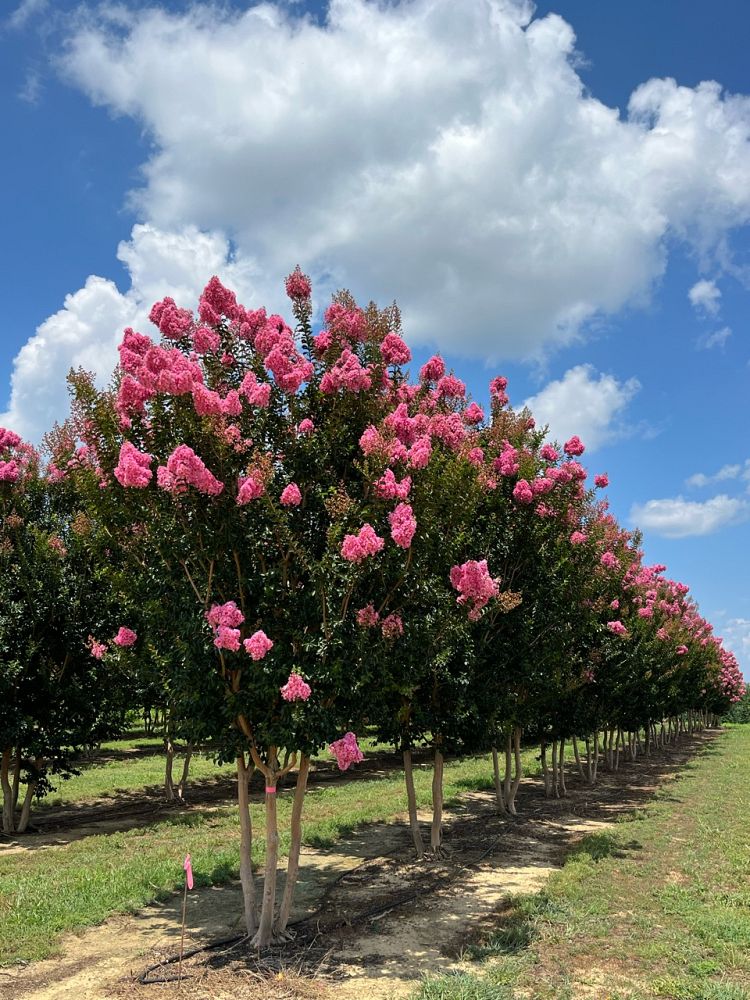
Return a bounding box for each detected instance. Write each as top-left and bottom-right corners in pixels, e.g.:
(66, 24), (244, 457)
(0, 733), (717, 1000)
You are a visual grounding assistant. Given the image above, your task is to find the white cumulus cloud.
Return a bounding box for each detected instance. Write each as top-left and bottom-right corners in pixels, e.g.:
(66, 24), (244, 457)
(0, 225), (261, 441)
(631, 494), (750, 539)
(6, 0), (750, 435)
(523, 364), (640, 452)
(686, 462), (747, 488)
(688, 279), (721, 315)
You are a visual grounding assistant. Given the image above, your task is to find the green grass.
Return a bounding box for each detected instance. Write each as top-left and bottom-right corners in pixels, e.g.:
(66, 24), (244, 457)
(36, 733), (393, 808)
(411, 726), (750, 1000)
(0, 748), (541, 965)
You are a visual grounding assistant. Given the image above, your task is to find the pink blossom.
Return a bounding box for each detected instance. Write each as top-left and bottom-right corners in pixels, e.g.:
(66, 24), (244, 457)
(87, 636), (107, 660)
(607, 620), (628, 636)
(324, 303), (366, 342)
(192, 383), (225, 416)
(463, 402), (484, 425)
(329, 732), (364, 771)
(244, 630), (274, 660)
(375, 469), (411, 500)
(610, 598), (620, 610)
(468, 447), (484, 467)
(570, 531), (587, 545)
(356, 604), (380, 627)
(320, 349), (372, 394)
(389, 503), (417, 549)
(594, 473), (609, 488)
(676, 644), (689, 656)
(494, 443), (519, 477)
(215, 627), (242, 652)
(381, 613), (404, 639)
(113, 627), (137, 647)
(149, 296), (193, 339)
(297, 418), (315, 435)
(436, 374), (466, 400)
(193, 326), (222, 353)
(114, 442), (153, 489)
(532, 477), (555, 496)
(540, 444), (558, 462)
(564, 435), (585, 456)
(489, 376), (509, 406)
(360, 425), (386, 456)
(158, 445), (223, 496)
(285, 265), (312, 300)
(341, 524), (385, 563)
(513, 480), (534, 505)
(206, 601), (245, 629)
(116, 375), (154, 419)
(280, 483), (302, 507)
(239, 371), (272, 408)
(0, 460), (19, 483)
(420, 355), (445, 383)
(48, 535), (67, 557)
(431, 412), (466, 450)
(313, 330), (333, 355)
(0, 428), (22, 452)
(237, 473), (266, 505)
(280, 672), (311, 701)
(407, 434), (432, 469)
(600, 551), (620, 571)
(637, 607), (653, 618)
(450, 559), (499, 620)
(380, 332), (411, 365)
(199, 276), (239, 325)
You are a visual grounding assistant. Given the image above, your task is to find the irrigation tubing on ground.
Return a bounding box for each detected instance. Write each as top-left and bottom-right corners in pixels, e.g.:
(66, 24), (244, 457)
(135, 832), (503, 985)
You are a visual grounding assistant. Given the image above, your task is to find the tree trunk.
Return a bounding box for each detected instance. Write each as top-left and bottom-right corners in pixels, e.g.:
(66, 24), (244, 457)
(541, 741), (551, 797)
(17, 778), (37, 834)
(592, 731), (599, 784)
(275, 755), (310, 938)
(572, 736), (584, 779)
(236, 754), (257, 937)
(430, 748), (445, 855)
(584, 736), (592, 784)
(503, 731), (513, 804)
(559, 739), (567, 796)
(1, 749), (15, 835)
(491, 747), (506, 814)
(164, 738), (175, 802)
(506, 726), (522, 815)
(252, 750), (280, 948)
(176, 744), (193, 802)
(403, 749), (425, 858)
(551, 740), (559, 798)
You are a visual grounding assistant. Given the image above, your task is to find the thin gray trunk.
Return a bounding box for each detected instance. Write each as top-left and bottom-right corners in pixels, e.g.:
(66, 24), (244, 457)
(275, 755), (310, 937)
(430, 748), (444, 854)
(237, 755), (257, 937)
(491, 747), (506, 814)
(403, 749), (425, 858)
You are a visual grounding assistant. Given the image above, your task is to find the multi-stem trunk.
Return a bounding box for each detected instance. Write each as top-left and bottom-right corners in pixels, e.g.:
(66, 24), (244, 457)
(558, 738), (567, 796)
(540, 741), (551, 797)
(491, 747), (506, 814)
(176, 744), (193, 802)
(572, 736), (584, 779)
(236, 754), (257, 937)
(275, 755), (310, 938)
(1, 749), (15, 835)
(506, 726), (523, 815)
(403, 749), (425, 858)
(164, 738), (176, 802)
(551, 740), (559, 798)
(430, 747), (445, 855)
(253, 749), (280, 948)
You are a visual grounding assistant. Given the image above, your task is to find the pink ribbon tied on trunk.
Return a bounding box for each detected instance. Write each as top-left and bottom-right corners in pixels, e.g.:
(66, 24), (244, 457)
(183, 854), (194, 890)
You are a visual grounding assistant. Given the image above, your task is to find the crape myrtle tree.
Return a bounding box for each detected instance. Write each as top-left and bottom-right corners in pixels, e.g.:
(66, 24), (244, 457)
(0, 429), (128, 834)
(66, 270), (499, 944)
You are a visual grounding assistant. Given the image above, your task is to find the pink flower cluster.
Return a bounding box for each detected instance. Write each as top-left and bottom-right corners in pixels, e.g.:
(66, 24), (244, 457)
(594, 473), (609, 488)
(380, 332), (411, 365)
(149, 296), (193, 340)
(341, 524), (385, 563)
(329, 732), (364, 772)
(244, 630), (274, 660)
(284, 266), (312, 301)
(320, 349), (372, 394)
(237, 471), (266, 504)
(570, 531), (587, 545)
(113, 627), (137, 647)
(389, 503), (416, 548)
(607, 620), (628, 636)
(564, 436), (585, 456)
(381, 613), (404, 639)
(114, 442), (153, 488)
(375, 469), (411, 500)
(88, 636), (107, 660)
(157, 445), (224, 496)
(450, 559), (499, 621)
(206, 601), (244, 652)
(280, 482), (302, 507)
(356, 604), (380, 627)
(513, 479), (534, 505)
(280, 672), (311, 702)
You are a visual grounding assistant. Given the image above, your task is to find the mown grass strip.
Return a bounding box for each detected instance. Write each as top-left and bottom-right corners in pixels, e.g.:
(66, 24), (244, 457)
(411, 726), (750, 1000)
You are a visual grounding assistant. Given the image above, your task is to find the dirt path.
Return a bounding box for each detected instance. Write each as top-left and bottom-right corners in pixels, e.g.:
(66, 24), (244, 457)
(0, 734), (717, 1000)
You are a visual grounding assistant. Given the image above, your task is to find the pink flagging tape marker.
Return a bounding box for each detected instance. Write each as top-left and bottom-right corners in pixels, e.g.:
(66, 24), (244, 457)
(265, 786), (277, 794)
(183, 853), (194, 890)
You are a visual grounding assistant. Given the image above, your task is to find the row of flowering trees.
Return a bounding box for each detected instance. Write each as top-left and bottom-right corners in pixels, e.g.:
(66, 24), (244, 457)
(0, 269), (744, 945)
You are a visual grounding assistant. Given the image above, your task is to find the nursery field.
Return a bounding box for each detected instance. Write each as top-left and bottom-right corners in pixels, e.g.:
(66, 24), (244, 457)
(2, 725), (747, 1000)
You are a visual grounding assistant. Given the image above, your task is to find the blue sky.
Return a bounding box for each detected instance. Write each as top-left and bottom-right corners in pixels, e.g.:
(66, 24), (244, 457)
(1, 0), (749, 672)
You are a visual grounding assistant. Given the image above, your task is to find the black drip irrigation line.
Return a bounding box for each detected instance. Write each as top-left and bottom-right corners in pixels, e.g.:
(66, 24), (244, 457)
(136, 832), (503, 985)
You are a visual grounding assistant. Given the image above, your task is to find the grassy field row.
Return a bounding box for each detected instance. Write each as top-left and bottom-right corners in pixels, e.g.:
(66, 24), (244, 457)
(1, 748), (537, 965)
(412, 725), (750, 1000)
